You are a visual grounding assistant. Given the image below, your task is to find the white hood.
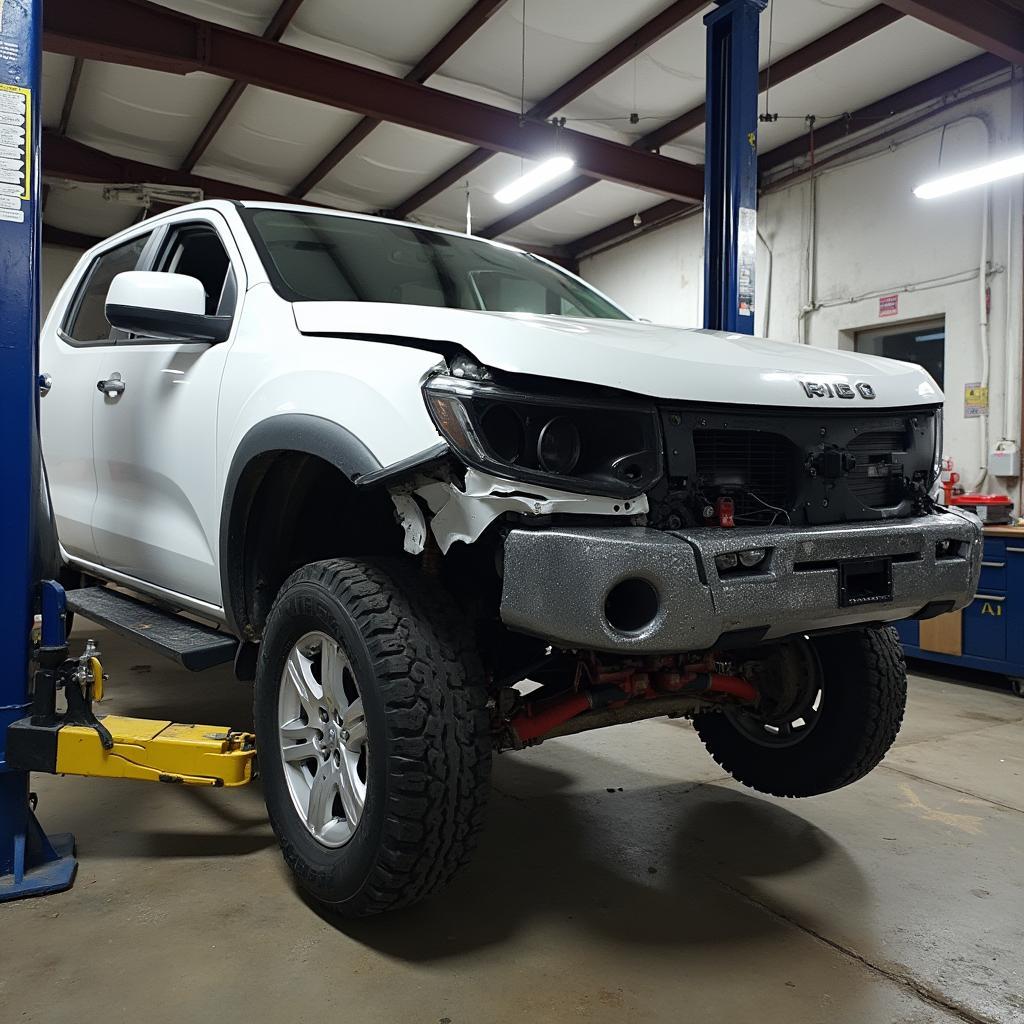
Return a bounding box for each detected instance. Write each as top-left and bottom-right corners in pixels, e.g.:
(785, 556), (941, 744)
(292, 302), (942, 410)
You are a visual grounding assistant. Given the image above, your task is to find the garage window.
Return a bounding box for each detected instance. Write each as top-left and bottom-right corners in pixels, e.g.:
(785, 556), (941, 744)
(62, 233), (149, 344)
(855, 319), (945, 388)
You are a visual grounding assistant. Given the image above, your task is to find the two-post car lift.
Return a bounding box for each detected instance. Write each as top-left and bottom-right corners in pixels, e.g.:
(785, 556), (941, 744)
(0, 1), (257, 902)
(0, 0), (766, 900)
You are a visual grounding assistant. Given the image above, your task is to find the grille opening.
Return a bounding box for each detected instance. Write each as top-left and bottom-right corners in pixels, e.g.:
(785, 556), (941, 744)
(604, 578), (660, 634)
(693, 429), (799, 522)
(847, 430), (908, 507)
(794, 551), (921, 572)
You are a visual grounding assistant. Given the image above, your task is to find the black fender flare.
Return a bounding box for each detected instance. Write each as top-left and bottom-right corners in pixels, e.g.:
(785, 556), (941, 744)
(219, 414), (381, 638)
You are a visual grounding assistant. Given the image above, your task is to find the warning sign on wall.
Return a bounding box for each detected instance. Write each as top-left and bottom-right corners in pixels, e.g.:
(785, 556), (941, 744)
(964, 382), (989, 418)
(878, 293), (899, 318)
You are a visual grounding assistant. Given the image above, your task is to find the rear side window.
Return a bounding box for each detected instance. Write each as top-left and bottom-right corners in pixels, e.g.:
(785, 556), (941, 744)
(63, 234), (149, 344)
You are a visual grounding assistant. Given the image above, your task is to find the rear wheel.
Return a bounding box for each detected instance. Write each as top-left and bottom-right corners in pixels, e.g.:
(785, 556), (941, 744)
(694, 626), (907, 797)
(255, 557), (491, 916)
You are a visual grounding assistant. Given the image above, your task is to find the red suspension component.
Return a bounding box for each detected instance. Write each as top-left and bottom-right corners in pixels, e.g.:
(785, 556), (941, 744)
(510, 692), (591, 743)
(507, 654), (757, 745)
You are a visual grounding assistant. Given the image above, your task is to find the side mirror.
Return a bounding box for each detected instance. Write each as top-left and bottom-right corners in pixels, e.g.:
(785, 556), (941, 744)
(105, 271), (232, 343)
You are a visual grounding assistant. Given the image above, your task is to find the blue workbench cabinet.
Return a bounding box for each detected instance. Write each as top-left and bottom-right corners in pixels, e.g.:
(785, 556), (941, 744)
(895, 528), (1024, 695)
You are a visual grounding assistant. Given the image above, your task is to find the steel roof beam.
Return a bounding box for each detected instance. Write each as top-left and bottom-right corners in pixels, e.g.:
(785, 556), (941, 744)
(44, 0), (704, 201)
(180, 0), (305, 173)
(57, 56), (83, 136)
(291, 0), (509, 198)
(479, 3), (901, 240)
(885, 0), (1024, 65)
(758, 51), (1008, 173)
(43, 131), (310, 205)
(41, 132), (576, 261)
(569, 51), (1008, 258)
(390, 0), (710, 218)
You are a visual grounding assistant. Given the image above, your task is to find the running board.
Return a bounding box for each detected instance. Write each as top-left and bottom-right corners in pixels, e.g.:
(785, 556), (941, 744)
(66, 587), (237, 671)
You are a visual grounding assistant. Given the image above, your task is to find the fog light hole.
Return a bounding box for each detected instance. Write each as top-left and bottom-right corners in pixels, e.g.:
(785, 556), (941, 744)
(604, 578), (660, 633)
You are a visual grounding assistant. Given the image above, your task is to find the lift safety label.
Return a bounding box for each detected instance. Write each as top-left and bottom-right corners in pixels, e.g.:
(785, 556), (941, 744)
(737, 207), (756, 318)
(0, 82), (27, 220)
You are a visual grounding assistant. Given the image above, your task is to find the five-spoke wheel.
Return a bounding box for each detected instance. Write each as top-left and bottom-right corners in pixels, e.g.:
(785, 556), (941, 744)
(278, 631), (368, 847)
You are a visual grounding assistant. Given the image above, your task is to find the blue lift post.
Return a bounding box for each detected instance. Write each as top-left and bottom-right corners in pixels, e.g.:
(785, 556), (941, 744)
(703, 0), (767, 335)
(0, 0), (78, 901)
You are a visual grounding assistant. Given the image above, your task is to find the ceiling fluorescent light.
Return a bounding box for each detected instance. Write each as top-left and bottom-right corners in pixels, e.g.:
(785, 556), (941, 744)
(495, 156), (575, 204)
(914, 153), (1024, 199)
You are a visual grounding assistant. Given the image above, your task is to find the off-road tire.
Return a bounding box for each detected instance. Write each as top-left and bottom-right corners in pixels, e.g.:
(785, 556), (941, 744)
(255, 557), (491, 916)
(694, 626), (907, 797)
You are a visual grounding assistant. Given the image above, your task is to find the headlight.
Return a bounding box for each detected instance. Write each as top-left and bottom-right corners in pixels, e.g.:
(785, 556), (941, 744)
(423, 375), (663, 497)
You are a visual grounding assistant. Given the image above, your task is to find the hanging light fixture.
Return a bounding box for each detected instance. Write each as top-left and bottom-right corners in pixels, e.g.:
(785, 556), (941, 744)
(914, 153), (1024, 199)
(494, 156), (575, 204)
(493, 0), (575, 206)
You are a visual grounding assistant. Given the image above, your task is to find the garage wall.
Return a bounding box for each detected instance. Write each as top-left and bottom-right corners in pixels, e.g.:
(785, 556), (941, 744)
(42, 243), (85, 319)
(580, 80), (1024, 505)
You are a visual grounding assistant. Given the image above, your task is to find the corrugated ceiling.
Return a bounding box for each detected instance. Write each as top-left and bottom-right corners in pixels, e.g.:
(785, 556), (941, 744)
(43, 0), (985, 249)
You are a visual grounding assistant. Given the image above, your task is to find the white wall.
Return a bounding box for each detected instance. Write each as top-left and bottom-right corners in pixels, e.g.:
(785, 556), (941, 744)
(42, 243), (85, 318)
(580, 81), (1024, 504)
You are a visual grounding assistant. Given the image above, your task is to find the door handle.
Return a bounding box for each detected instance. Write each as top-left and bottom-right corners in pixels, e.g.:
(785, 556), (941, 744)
(38, 372), (52, 397)
(97, 374), (126, 398)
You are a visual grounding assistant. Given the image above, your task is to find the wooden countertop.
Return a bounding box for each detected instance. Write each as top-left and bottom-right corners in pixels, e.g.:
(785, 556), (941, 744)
(983, 525), (1024, 537)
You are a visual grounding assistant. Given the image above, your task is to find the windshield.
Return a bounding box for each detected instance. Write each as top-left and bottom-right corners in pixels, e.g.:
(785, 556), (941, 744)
(243, 209), (629, 320)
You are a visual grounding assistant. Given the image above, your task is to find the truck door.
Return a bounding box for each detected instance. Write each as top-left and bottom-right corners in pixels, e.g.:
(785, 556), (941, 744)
(90, 212), (243, 608)
(40, 230), (153, 562)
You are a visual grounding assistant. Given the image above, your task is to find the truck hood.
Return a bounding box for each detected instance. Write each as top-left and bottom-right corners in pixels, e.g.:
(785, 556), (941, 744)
(292, 302), (941, 409)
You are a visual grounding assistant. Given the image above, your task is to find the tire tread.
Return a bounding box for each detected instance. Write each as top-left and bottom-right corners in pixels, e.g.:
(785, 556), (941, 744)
(260, 557), (490, 916)
(694, 626), (906, 798)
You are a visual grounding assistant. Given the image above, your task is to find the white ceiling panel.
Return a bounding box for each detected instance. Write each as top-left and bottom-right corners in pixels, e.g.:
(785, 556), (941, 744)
(45, 183), (142, 238)
(291, 0), (474, 67)
(311, 122), (479, 212)
(69, 63), (227, 168)
(196, 85), (365, 192)
(562, 0), (879, 139)
(501, 179), (673, 247)
(156, 0), (281, 33)
(439, 0), (674, 106)
(675, 20), (985, 157)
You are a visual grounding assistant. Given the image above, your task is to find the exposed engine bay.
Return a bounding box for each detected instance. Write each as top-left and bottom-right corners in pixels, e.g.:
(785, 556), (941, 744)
(380, 357), (942, 556)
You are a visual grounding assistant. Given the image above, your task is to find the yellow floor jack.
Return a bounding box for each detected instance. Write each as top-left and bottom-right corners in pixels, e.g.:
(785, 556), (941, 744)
(8, 614), (256, 789)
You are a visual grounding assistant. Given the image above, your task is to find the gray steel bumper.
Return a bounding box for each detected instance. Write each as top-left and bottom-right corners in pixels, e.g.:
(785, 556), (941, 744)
(499, 510), (982, 653)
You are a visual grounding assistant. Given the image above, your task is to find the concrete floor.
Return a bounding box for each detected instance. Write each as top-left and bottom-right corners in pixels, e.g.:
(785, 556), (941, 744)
(4, 622), (1024, 1024)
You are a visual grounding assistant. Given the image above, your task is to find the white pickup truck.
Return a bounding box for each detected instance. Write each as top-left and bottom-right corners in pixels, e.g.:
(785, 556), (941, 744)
(41, 200), (981, 916)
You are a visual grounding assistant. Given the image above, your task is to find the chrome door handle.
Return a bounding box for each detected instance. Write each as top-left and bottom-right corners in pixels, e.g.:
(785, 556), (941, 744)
(38, 372), (52, 397)
(97, 374), (126, 398)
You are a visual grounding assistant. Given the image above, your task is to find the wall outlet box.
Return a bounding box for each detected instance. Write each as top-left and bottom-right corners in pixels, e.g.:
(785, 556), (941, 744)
(989, 444), (1020, 477)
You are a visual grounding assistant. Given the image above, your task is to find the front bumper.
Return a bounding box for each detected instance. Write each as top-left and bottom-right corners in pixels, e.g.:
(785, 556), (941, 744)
(499, 510), (982, 653)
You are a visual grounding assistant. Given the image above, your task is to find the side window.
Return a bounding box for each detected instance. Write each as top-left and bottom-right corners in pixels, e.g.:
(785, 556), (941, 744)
(156, 224), (233, 316)
(63, 234), (149, 344)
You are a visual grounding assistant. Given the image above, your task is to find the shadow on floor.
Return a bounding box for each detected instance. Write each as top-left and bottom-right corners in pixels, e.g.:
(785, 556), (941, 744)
(307, 753), (866, 962)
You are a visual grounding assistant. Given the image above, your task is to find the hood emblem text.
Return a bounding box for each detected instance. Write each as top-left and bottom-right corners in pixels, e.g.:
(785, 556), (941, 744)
(800, 380), (876, 400)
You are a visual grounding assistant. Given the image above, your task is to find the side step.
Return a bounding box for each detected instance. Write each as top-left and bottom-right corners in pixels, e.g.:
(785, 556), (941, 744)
(66, 587), (237, 671)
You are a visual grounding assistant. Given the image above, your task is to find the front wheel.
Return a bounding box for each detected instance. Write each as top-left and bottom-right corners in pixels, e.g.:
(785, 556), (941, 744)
(694, 626), (907, 797)
(255, 557), (491, 916)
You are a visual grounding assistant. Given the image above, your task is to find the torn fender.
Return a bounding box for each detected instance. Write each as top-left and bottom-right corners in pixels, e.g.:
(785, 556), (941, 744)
(414, 468), (648, 553)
